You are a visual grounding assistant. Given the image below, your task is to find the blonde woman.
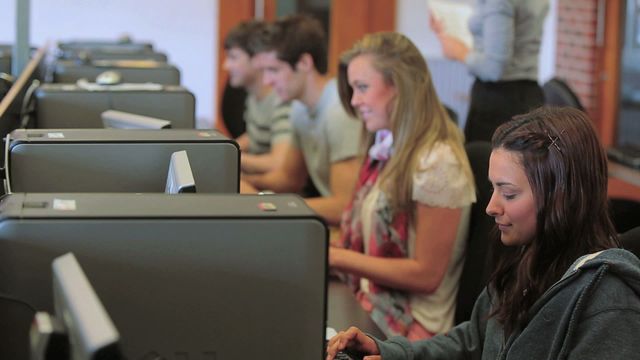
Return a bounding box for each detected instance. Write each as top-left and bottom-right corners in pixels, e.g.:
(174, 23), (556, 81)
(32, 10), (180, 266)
(331, 32), (476, 340)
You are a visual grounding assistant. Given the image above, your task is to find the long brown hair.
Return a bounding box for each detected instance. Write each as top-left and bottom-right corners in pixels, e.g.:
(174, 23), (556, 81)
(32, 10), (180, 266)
(489, 106), (618, 336)
(337, 32), (473, 215)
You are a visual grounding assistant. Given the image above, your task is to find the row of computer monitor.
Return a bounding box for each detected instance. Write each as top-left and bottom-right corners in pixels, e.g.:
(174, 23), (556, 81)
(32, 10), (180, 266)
(0, 41), (195, 135)
(0, 40), (324, 360)
(53, 37), (175, 84)
(45, 39), (190, 129)
(37, 42), (196, 357)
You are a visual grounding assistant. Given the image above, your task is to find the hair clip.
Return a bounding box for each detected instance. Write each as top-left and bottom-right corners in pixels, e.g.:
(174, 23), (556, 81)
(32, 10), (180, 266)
(547, 129), (566, 153)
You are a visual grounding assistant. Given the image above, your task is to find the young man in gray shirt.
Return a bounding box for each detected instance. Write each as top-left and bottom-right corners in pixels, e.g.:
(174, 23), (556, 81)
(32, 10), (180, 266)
(243, 14), (362, 225)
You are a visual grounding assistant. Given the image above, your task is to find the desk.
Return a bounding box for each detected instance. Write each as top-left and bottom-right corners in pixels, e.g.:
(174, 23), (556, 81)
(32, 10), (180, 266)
(609, 162), (640, 202)
(327, 279), (386, 340)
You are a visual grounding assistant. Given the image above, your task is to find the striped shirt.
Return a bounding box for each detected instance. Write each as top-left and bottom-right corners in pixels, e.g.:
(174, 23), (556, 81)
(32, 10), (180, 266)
(244, 92), (292, 155)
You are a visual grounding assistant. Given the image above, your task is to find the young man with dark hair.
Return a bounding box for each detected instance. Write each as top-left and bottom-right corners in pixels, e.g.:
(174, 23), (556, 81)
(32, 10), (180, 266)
(242, 14), (362, 225)
(223, 20), (292, 174)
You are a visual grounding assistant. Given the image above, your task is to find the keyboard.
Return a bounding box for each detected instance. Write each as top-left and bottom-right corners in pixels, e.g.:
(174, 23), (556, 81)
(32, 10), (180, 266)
(334, 351), (363, 360)
(325, 347), (364, 360)
(608, 144), (640, 169)
(326, 327), (364, 360)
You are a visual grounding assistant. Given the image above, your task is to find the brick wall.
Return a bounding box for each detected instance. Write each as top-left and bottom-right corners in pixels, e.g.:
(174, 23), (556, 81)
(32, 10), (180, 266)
(555, 0), (600, 117)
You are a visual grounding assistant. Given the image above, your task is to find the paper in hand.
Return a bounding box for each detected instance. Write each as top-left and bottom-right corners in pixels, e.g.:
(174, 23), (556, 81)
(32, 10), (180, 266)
(427, 0), (474, 48)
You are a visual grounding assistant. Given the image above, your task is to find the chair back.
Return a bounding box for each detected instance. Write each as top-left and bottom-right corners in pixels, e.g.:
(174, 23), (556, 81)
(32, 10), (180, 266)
(620, 226), (640, 258)
(455, 142), (507, 324)
(610, 198), (640, 234)
(542, 78), (584, 110)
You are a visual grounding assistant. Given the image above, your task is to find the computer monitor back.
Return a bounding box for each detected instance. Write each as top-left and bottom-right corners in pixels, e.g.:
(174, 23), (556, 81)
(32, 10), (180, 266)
(5, 129), (239, 193)
(0, 193), (328, 360)
(52, 60), (181, 85)
(34, 83), (195, 129)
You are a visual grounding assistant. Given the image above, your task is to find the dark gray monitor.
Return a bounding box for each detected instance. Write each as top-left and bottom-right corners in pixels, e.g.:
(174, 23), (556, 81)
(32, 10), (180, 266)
(34, 83), (195, 129)
(101, 110), (172, 129)
(57, 40), (153, 52)
(4, 129), (239, 193)
(56, 40), (161, 62)
(52, 253), (123, 360)
(165, 150), (196, 194)
(52, 60), (180, 85)
(0, 193), (328, 360)
(63, 50), (169, 62)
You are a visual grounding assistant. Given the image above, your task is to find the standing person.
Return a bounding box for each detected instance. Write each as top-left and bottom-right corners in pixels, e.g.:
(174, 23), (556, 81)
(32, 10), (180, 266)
(242, 14), (362, 225)
(331, 32), (476, 340)
(223, 20), (293, 174)
(326, 107), (640, 360)
(431, 0), (549, 142)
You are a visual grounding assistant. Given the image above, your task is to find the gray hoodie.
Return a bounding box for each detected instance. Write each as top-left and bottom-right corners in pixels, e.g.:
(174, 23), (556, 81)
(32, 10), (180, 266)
(375, 248), (640, 359)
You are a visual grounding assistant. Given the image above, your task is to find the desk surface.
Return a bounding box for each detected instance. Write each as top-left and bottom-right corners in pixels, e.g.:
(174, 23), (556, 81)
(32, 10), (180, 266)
(609, 162), (640, 202)
(327, 279), (386, 340)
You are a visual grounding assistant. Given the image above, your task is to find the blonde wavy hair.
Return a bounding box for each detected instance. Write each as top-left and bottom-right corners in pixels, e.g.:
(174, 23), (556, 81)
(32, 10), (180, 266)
(337, 32), (474, 215)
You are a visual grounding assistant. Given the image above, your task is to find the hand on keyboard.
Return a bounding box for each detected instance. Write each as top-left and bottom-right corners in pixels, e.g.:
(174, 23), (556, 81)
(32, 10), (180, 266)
(326, 341), (365, 360)
(332, 350), (366, 360)
(325, 326), (380, 360)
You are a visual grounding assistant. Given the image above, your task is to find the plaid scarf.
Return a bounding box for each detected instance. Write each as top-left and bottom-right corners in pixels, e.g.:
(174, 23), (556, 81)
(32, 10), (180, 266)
(337, 155), (417, 337)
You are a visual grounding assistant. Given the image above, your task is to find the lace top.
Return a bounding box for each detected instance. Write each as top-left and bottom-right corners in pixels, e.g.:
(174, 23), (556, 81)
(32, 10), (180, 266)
(412, 142), (476, 208)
